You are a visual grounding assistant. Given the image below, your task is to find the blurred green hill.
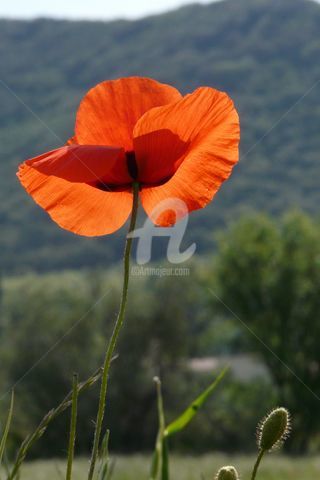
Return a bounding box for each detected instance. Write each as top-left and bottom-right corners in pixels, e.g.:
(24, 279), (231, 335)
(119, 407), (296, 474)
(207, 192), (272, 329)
(1, 0), (320, 273)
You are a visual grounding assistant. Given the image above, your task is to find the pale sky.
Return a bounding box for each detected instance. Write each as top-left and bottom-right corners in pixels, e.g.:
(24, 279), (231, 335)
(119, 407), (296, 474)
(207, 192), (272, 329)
(0, 0), (219, 21)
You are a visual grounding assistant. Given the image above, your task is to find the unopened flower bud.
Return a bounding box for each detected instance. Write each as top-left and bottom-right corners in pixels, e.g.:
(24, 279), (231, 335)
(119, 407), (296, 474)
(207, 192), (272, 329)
(215, 466), (239, 480)
(258, 407), (290, 451)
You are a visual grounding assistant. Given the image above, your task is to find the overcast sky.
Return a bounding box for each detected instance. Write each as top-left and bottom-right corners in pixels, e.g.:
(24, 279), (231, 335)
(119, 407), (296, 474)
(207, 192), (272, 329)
(0, 0), (221, 21)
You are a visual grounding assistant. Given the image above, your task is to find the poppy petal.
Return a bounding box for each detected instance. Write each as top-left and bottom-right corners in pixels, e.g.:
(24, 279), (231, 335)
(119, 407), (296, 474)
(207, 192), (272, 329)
(134, 87), (240, 225)
(75, 77), (182, 151)
(21, 145), (132, 185)
(17, 146), (133, 236)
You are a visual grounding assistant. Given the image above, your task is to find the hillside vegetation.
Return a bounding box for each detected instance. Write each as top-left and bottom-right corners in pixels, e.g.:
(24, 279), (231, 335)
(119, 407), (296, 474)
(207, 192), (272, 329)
(1, 0), (320, 272)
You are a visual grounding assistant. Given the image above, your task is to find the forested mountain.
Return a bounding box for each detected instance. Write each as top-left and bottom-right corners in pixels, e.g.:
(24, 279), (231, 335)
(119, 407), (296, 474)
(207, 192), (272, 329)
(1, 0), (319, 273)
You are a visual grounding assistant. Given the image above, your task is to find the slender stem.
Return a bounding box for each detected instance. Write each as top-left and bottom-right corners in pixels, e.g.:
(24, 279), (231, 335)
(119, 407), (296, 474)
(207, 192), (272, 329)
(88, 182), (140, 480)
(66, 374), (78, 480)
(150, 378), (165, 480)
(251, 449), (265, 480)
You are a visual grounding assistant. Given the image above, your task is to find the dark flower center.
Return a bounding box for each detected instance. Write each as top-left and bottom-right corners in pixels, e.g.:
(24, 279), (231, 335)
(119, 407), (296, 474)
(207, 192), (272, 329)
(126, 150), (138, 180)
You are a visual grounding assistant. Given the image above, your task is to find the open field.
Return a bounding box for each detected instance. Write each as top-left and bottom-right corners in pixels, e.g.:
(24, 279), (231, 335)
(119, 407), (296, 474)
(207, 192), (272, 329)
(18, 454), (320, 480)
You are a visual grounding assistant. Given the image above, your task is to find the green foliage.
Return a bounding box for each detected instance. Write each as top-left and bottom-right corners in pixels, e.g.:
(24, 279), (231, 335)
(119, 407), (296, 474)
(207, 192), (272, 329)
(97, 431), (115, 480)
(151, 370), (226, 480)
(0, 264), (276, 457)
(214, 211), (320, 452)
(1, 0), (320, 272)
(170, 375), (276, 454)
(0, 268), (209, 456)
(0, 272), (106, 457)
(0, 391), (14, 468)
(164, 368), (228, 438)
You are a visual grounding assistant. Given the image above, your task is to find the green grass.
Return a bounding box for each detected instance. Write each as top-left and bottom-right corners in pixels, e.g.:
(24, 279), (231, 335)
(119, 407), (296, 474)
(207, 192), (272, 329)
(17, 454), (320, 479)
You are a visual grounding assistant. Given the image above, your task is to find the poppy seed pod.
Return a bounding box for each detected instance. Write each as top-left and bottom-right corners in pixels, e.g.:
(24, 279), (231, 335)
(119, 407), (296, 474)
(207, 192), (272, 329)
(215, 466), (239, 480)
(258, 407), (290, 451)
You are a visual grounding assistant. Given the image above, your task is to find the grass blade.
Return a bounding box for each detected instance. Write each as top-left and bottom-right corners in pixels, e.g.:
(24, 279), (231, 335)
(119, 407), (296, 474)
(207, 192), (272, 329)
(98, 430), (110, 480)
(106, 458), (116, 480)
(161, 437), (169, 480)
(66, 374), (78, 480)
(150, 377), (168, 480)
(164, 367), (228, 437)
(150, 447), (160, 480)
(0, 390), (14, 467)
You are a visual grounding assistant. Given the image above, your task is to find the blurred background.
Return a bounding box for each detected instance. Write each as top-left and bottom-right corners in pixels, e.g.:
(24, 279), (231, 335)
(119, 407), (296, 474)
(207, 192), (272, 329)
(1, 0), (320, 476)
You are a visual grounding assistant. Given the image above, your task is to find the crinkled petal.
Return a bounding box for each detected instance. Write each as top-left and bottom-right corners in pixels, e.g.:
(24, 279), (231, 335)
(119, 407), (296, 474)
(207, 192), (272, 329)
(75, 77), (182, 151)
(134, 87), (240, 225)
(17, 146), (133, 236)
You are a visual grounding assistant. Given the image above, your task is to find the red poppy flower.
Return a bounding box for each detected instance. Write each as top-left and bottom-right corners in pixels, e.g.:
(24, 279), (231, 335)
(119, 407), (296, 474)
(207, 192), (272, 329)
(17, 77), (240, 236)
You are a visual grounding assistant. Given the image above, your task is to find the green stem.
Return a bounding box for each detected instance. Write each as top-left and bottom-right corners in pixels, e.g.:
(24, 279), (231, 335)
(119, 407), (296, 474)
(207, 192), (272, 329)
(251, 449), (265, 480)
(88, 182), (140, 480)
(66, 374), (78, 480)
(8, 368), (103, 480)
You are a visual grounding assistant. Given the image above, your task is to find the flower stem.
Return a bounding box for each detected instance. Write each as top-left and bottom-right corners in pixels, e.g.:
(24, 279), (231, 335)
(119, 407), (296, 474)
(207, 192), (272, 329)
(88, 182), (140, 480)
(251, 449), (265, 480)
